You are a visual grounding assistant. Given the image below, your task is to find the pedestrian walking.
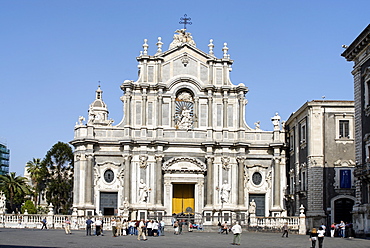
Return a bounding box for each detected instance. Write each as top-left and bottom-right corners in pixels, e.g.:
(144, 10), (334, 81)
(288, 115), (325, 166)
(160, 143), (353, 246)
(64, 217), (72, 234)
(173, 220), (179, 235)
(317, 226), (325, 248)
(221, 222), (229, 234)
(137, 219), (147, 241)
(330, 223), (335, 237)
(41, 217), (47, 230)
(231, 221), (242, 245)
(281, 222), (289, 237)
(86, 217), (94, 236)
(309, 228), (318, 248)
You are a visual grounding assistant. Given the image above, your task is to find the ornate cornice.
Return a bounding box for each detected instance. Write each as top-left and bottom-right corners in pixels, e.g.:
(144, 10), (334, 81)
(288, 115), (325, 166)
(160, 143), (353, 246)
(162, 157), (206, 172)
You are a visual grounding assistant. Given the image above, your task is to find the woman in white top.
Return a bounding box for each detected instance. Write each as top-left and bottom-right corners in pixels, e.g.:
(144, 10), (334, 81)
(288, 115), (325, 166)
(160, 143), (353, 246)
(317, 227), (325, 248)
(152, 220), (159, 236)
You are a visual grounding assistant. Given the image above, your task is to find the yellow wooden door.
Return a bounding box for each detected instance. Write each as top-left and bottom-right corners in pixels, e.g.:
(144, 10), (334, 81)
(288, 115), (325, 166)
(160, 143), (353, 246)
(172, 184), (195, 214)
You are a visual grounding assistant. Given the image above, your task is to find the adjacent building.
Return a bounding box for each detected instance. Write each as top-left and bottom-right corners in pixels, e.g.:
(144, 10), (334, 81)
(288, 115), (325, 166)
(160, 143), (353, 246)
(71, 29), (287, 222)
(284, 100), (355, 229)
(342, 24), (370, 236)
(0, 142), (10, 175)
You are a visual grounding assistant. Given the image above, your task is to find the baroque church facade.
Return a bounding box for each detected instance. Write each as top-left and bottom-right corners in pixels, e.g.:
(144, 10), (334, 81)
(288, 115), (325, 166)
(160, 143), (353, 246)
(71, 29), (286, 222)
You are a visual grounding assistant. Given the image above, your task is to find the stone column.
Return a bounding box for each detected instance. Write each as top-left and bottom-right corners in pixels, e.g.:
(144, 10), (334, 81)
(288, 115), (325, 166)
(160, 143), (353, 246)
(124, 88), (132, 126)
(155, 154), (163, 205)
(171, 96), (176, 127)
(236, 157), (245, 206)
(207, 90), (213, 128)
(85, 154), (94, 205)
(206, 156), (214, 206)
(194, 96), (199, 128)
(157, 90), (163, 126)
(142, 88), (147, 126)
(223, 90), (228, 128)
(72, 154), (81, 207)
(238, 93), (244, 128)
(123, 155), (132, 203)
(273, 158), (281, 208)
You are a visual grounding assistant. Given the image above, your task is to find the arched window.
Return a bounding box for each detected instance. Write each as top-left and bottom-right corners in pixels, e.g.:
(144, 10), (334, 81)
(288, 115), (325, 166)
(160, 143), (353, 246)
(174, 90), (194, 129)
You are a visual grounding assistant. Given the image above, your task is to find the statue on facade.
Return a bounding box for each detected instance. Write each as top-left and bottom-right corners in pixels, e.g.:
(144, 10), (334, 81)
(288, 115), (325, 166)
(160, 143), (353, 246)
(178, 106), (192, 129)
(220, 180), (231, 203)
(138, 179), (148, 203)
(169, 29), (196, 49)
(249, 199), (256, 214)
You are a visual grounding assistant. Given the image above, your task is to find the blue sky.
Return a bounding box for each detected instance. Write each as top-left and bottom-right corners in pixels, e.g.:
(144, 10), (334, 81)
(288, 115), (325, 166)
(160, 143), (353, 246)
(1, 0), (369, 176)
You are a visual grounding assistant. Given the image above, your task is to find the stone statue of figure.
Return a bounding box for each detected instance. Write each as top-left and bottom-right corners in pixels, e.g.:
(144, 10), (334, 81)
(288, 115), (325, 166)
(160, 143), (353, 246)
(138, 179), (148, 203)
(123, 197), (129, 210)
(220, 180), (231, 203)
(249, 199), (256, 214)
(178, 107), (192, 129)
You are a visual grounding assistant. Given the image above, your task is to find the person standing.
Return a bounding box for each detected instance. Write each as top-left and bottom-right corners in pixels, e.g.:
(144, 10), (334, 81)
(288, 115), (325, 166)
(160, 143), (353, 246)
(281, 222), (289, 237)
(64, 217), (72, 234)
(41, 217), (47, 230)
(152, 220), (159, 236)
(111, 217), (117, 237)
(231, 221), (242, 245)
(95, 218), (102, 236)
(160, 220), (165, 236)
(173, 220), (179, 235)
(330, 223), (335, 237)
(317, 226), (325, 248)
(86, 217), (94, 236)
(339, 220), (345, 238)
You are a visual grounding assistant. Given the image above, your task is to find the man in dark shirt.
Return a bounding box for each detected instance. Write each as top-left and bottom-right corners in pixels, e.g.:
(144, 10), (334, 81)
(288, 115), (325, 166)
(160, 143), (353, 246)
(86, 217), (94, 236)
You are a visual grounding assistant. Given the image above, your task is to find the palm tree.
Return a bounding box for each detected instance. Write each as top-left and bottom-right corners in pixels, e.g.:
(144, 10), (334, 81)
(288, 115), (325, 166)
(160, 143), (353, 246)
(26, 158), (46, 206)
(0, 172), (30, 212)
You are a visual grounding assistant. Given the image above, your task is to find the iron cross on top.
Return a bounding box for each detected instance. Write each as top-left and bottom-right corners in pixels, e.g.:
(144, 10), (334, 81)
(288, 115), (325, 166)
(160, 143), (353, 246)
(179, 14), (192, 29)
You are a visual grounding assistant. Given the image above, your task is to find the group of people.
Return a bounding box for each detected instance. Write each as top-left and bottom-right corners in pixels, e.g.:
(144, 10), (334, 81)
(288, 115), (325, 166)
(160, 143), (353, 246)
(330, 220), (354, 238)
(216, 221), (242, 245)
(85, 217), (165, 238)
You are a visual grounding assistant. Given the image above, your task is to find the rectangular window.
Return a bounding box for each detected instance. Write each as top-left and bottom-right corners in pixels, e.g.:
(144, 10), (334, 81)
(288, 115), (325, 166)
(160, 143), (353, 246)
(216, 104), (222, 127)
(340, 169), (351, 188)
(205, 213), (211, 221)
(339, 120), (349, 138)
(300, 124), (306, 143)
(148, 102), (153, 125)
(228, 104), (233, 127)
(301, 171), (306, 191)
(289, 130), (294, 150)
(136, 102), (141, 125)
(200, 104), (207, 127)
(224, 212), (230, 222)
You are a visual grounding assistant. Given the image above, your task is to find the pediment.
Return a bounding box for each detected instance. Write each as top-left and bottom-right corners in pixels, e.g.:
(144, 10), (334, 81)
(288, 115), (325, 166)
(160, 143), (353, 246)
(162, 157), (206, 173)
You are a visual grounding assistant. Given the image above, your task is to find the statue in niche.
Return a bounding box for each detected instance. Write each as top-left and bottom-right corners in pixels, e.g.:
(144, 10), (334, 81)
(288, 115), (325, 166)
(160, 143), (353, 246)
(138, 179), (148, 203)
(249, 199), (256, 214)
(175, 91), (194, 130)
(220, 180), (231, 203)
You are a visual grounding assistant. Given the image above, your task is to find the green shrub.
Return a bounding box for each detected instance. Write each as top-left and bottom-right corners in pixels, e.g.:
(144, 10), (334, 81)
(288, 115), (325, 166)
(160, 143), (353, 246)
(21, 200), (37, 214)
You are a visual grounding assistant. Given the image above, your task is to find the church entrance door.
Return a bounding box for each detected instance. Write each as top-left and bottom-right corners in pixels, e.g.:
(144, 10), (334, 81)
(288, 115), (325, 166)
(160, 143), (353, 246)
(100, 192), (118, 215)
(172, 184), (195, 214)
(249, 194), (265, 217)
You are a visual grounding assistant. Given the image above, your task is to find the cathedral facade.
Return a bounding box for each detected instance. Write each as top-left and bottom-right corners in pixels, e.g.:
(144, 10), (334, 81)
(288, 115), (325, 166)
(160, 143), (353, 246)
(71, 29), (286, 222)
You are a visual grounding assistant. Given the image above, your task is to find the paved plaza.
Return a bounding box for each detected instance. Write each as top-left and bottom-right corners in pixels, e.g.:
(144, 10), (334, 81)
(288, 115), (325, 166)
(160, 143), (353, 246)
(0, 228), (369, 248)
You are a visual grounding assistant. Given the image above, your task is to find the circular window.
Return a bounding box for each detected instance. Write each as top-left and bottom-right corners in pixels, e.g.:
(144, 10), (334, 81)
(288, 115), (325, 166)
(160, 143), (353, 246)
(104, 169), (114, 183)
(252, 172), (262, 185)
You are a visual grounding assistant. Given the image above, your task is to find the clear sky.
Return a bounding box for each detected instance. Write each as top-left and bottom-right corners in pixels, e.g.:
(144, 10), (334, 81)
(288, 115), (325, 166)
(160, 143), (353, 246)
(1, 0), (369, 176)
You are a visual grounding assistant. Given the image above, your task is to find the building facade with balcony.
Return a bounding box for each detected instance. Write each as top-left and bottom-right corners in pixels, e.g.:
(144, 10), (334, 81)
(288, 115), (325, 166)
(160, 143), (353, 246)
(342, 24), (370, 236)
(0, 142), (10, 175)
(70, 28), (286, 223)
(285, 100), (355, 229)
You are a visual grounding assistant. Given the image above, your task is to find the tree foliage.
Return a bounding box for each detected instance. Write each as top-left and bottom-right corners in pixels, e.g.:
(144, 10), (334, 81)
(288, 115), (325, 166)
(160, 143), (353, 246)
(0, 172), (30, 212)
(26, 158), (47, 206)
(43, 141), (74, 214)
(21, 200), (37, 214)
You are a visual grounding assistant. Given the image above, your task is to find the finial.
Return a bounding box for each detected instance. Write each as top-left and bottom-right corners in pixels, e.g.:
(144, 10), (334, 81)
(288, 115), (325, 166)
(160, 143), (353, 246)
(222, 42), (229, 58)
(143, 39), (148, 55)
(139, 51), (143, 56)
(208, 39), (214, 55)
(179, 14), (192, 30)
(156, 37), (163, 54)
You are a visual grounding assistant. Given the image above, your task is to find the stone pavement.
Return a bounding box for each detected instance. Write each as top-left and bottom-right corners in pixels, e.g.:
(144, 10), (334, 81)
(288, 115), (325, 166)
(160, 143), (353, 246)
(0, 228), (369, 248)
